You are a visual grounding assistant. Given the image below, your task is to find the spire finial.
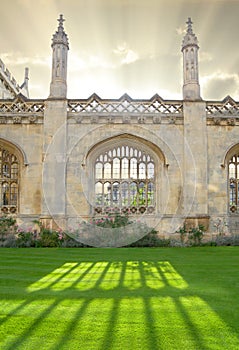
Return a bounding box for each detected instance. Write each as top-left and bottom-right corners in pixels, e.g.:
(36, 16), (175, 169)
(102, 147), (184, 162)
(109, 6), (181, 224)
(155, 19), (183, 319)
(186, 17), (193, 34)
(182, 17), (198, 49)
(51, 14), (69, 49)
(58, 14), (65, 28)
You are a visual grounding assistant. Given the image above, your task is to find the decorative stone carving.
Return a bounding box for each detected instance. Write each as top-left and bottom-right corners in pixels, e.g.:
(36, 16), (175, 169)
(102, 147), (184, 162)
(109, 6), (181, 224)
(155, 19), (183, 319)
(91, 116), (99, 124)
(13, 116), (22, 124)
(227, 118), (235, 126)
(107, 116), (114, 124)
(153, 116), (161, 124)
(169, 116), (176, 124)
(75, 116), (82, 124)
(29, 116), (37, 123)
(123, 116), (131, 124)
(213, 117), (221, 125)
(138, 116), (145, 124)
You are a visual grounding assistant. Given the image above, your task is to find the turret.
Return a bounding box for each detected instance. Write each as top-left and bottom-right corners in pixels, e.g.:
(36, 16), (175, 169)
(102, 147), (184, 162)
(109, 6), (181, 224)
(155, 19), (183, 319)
(182, 18), (201, 100)
(49, 14), (69, 98)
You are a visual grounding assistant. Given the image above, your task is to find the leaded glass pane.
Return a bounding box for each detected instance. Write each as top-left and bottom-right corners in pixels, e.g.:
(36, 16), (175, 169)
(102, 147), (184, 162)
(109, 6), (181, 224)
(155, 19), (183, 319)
(10, 183), (18, 206)
(113, 158), (120, 178)
(122, 158), (128, 179)
(95, 182), (103, 205)
(148, 182), (154, 205)
(121, 182), (129, 206)
(95, 162), (103, 178)
(139, 163), (146, 179)
(104, 182), (111, 206)
(147, 162), (154, 179)
(112, 182), (120, 205)
(130, 182), (137, 206)
(130, 158), (137, 179)
(103, 162), (111, 179)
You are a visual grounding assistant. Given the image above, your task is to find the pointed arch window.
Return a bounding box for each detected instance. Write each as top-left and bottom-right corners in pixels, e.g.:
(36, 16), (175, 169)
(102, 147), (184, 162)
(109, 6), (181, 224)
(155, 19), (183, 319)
(0, 147), (19, 213)
(93, 143), (156, 215)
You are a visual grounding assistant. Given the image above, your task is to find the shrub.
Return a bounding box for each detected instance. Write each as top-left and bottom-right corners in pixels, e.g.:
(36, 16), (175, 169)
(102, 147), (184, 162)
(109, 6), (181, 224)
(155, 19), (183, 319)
(188, 225), (205, 245)
(128, 233), (170, 247)
(0, 216), (17, 247)
(60, 234), (89, 247)
(176, 224), (205, 246)
(16, 231), (37, 247)
(2, 234), (17, 247)
(214, 234), (239, 246)
(92, 213), (132, 228)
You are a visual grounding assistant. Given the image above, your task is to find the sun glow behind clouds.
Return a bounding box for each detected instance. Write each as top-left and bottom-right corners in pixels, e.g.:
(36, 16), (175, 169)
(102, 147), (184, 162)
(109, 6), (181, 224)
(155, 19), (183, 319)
(1, 0), (239, 100)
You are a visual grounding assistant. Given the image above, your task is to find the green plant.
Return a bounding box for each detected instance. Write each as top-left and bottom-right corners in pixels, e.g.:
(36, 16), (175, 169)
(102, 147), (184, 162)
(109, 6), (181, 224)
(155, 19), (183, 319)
(188, 224), (205, 245)
(16, 231), (36, 247)
(177, 224), (187, 244)
(0, 216), (17, 247)
(176, 224), (205, 246)
(93, 213), (132, 228)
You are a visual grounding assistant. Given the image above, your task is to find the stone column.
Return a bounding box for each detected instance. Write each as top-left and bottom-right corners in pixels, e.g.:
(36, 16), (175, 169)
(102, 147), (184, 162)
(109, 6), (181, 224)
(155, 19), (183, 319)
(183, 101), (209, 227)
(41, 15), (69, 229)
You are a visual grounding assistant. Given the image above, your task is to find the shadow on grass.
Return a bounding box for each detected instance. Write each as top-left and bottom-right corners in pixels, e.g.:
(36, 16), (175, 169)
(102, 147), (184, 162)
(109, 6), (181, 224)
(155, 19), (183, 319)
(1, 249), (239, 350)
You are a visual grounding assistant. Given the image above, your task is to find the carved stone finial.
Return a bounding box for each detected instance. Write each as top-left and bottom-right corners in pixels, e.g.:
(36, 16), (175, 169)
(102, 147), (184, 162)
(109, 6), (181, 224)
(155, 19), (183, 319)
(182, 17), (198, 49)
(52, 14), (69, 49)
(58, 14), (65, 28)
(186, 17), (193, 34)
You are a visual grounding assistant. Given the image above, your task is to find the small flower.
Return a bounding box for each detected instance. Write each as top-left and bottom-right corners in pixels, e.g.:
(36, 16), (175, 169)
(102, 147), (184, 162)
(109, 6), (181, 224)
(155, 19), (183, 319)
(58, 233), (63, 240)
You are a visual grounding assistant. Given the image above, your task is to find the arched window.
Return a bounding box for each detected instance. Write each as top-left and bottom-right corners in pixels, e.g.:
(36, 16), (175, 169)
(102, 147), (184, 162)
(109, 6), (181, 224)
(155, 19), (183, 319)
(92, 140), (158, 215)
(0, 146), (19, 213)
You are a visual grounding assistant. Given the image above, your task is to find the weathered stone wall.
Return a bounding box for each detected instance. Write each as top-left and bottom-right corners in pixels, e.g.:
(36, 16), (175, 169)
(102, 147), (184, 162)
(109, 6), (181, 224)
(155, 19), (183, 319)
(0, 123), (43, 219)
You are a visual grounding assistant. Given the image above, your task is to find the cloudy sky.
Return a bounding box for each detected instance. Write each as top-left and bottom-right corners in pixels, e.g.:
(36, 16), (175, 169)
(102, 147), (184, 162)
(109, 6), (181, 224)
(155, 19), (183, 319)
(1, 0), (239, 100)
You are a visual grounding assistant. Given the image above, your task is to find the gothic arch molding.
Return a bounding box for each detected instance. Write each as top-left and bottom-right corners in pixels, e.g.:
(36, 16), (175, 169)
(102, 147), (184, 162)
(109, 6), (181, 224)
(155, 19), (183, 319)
(222, 143), (239, 213)
(86, 133), (167, 166)
(0, 138), (25, 214)
(0, 137), (28, 166)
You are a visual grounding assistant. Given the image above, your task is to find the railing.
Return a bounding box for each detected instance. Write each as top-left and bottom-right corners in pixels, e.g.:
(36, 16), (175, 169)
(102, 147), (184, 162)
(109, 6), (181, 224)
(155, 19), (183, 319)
(0, 99), (45, 114)
(206, 96), (239, 115)
(68, 93), (183, 115)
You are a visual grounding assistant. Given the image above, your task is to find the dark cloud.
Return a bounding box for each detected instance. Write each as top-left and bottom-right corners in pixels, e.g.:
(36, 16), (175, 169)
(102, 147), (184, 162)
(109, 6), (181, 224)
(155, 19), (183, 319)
(202, 75), (238, 101)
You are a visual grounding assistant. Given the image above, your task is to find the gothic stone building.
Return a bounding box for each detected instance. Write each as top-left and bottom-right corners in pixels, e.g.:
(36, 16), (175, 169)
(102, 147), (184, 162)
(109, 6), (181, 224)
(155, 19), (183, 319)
(0, 16), (239, 238)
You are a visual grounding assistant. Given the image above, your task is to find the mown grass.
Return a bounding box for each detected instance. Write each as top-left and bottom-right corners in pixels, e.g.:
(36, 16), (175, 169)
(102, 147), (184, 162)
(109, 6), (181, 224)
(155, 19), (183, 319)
(0, 247), (239, 349)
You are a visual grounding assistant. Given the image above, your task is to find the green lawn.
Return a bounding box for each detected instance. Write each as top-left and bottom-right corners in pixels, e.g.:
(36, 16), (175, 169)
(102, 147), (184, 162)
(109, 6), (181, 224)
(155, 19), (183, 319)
(0, 247), (239, 350)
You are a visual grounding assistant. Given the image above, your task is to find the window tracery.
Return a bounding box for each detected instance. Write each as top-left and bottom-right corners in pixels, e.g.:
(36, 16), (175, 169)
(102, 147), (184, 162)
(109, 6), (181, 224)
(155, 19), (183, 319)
(0, 147), (19, 213)
(93, 143), (156, 215)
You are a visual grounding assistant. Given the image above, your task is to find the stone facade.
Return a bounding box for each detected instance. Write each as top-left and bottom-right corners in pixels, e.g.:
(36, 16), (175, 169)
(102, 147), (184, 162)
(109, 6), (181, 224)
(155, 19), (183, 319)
(0, 15), (239, 238)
